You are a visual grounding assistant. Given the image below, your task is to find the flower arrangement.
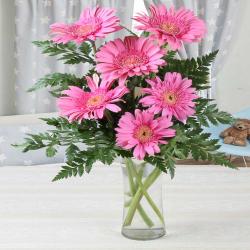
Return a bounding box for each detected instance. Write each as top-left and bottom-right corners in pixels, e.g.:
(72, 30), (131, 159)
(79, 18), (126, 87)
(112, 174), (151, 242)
(16, 4), (235, 240)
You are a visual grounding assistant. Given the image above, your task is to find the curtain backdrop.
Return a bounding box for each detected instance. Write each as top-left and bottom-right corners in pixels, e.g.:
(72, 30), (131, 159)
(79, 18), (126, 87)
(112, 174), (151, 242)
(144, 0), (241, 98)
(2, 0), (243, 114)
(13, 0), (134, 115)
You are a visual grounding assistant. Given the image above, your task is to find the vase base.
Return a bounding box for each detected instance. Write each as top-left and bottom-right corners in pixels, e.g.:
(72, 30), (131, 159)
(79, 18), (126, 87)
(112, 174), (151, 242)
(121, 227), (165, 241)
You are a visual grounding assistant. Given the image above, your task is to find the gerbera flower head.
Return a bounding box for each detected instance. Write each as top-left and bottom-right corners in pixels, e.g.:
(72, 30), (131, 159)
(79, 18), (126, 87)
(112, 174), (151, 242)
(134, 4), (206, 50)
(57, 75), (128, 122)
(96, 36), (165, 85)
(50, 6), (121, 44)
(140, 72), (198, 123)
(115, 109), (175, 160)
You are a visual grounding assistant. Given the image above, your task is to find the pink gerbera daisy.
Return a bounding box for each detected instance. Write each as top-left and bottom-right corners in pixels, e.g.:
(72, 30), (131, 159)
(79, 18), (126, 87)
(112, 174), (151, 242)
(134, 4), (206, 50)
(57, 75), (128, 122)
(140, 72), (198, 123)
(115, 109), (175, 160)
(50, 6), (121, 44)
(96, 36), (165, 85)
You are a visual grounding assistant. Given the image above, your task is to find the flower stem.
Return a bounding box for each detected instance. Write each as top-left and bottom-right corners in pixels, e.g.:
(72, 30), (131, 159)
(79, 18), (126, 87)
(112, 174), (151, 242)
(125, 159), (154, 228)
(120, 24), (138, 37)
(123, 159), (162, 227)
(91, 41), (97, 54)
(104, 110), (114, 127)
(127, 158), (165, 224)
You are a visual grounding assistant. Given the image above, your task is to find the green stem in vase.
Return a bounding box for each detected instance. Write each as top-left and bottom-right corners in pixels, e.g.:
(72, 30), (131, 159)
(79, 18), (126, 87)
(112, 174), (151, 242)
(128, 158), (165, 224)
(125, 159), (154, 228)
(123, 159), (162, 227)
(134, 162), (145, 191)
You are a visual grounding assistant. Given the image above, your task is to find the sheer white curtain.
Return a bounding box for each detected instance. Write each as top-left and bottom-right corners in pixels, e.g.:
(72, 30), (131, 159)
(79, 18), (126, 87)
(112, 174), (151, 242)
(1, 0), (134, 116)
(143, 0), (243, 98)
(0, 0), (15, 116)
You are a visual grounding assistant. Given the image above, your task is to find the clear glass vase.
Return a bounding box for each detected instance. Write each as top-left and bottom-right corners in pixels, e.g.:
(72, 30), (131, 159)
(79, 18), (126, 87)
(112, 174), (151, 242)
(121, 158), (165, 240)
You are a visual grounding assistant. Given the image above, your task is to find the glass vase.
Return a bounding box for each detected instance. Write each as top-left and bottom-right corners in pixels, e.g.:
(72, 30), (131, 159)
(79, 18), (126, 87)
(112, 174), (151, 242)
(121, 158), (165, 240)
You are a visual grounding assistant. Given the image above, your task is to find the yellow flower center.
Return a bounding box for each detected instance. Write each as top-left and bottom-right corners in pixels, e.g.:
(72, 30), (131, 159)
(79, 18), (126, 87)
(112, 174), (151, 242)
(160, 22), (180, 35)
(76, 24), (94, 36)
(134, 125), (153, 143)
(163, 92), (177, 105)
(87, 95), (103, 107)
(120, 55), (144, 67)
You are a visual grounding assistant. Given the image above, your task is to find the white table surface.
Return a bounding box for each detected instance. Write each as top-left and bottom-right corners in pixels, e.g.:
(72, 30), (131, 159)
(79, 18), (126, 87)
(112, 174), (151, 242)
(0, 164), (250, 250)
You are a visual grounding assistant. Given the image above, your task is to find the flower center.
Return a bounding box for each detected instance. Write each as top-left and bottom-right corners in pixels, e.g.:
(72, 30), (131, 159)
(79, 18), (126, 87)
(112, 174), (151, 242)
(134, 125), (153, 143)
(87, 94), (103, 107)
(160, 22), (180, 35)
(116, 53), (148, 68)
(163, 91), (177, 105)
(75, 24), (94, 36)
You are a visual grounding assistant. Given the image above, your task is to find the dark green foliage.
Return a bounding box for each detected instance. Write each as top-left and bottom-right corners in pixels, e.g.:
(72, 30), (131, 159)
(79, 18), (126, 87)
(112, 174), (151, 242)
(33, 40), (94, 64)
(15, 117), (118, 181)
(143, 115), (235, 180)
(160, 50), (218, 90)
(28, 73), (86, 97)
(46, 146), (58, 157)
(14, 43), (236, 181)
(195, 98), (234, 126)
(163, 50), (177, 61)
(144, 155), (176, 179)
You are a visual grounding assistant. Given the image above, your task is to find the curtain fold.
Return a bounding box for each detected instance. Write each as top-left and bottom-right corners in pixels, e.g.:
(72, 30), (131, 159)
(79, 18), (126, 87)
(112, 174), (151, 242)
(143, 0), (242, 98)
(12, 0), (134, 115)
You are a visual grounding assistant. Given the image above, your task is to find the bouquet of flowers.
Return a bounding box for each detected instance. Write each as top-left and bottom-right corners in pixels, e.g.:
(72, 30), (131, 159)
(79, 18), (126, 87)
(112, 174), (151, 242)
(16, 4), (235, 240)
